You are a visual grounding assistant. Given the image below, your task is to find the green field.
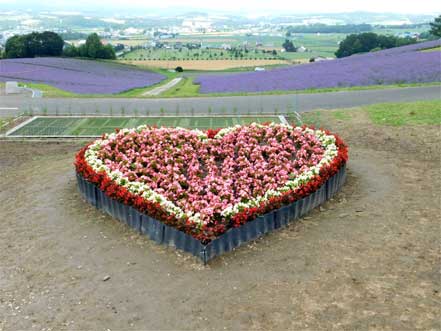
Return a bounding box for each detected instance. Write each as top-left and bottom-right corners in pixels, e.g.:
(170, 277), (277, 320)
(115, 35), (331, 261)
(8, 116), (283, 137)
(366, 100), (441, 126)
(421, 46), (441, 52)
(119, 33), (345, 62)
(299, 99), (441, 127)
(121, 48), (279, 61)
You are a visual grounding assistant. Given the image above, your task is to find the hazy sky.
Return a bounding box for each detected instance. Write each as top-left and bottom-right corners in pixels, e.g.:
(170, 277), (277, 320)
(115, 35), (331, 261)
(1, 0), (440, 14)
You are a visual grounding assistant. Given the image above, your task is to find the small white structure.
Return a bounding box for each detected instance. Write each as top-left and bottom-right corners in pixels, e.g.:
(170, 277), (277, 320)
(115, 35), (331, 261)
(254, 67), (265, 72)
(4, 81), (42, 97)
(5, 81), (21, 94)
(312, 56), (334, 62)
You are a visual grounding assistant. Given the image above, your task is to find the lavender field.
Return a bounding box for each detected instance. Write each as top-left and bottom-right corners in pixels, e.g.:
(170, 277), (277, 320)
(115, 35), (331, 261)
(195, 40), (441, 94)
(0, 57), (165, 94)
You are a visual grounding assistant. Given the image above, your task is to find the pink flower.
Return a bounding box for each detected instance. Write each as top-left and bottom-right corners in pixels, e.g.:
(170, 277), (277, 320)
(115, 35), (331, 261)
(93, 125), (328, 223)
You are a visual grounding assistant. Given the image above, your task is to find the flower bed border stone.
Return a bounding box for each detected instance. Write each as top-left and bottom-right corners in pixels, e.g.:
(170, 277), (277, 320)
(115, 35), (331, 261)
(76, 164), (346, 263)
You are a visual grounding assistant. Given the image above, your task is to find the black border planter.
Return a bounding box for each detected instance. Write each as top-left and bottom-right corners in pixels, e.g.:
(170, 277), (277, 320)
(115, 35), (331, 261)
(76, 165), (346, 263)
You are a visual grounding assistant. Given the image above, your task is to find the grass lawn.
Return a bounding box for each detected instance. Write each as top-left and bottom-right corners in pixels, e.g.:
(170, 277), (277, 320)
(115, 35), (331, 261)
(366, 100), (441, 126)
(421, 46), (441, 52)
(160, 77), (200, 97)
(300, 100), (441, 127)
(0, 117), (12, 128)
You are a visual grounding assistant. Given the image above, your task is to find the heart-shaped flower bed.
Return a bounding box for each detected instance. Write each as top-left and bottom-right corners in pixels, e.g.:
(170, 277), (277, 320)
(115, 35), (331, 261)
(75, 123), (348, 243)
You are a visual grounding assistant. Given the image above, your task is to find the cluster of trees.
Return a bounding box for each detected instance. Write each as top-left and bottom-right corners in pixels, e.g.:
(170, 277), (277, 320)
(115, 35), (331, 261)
(286, 19), (441, 36)
(3, 32), (115, 60)
(282, 39), (296, 52)
(63, 33), (116, 59)
(4, 31), (64, 58)
(335, 32), (417, 58)
(430, 15), (441, 37)
(286, 23), (372, 35)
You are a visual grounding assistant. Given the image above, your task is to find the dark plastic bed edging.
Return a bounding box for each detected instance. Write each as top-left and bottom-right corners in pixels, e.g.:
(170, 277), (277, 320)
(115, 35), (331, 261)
(76, 165), (346, 263)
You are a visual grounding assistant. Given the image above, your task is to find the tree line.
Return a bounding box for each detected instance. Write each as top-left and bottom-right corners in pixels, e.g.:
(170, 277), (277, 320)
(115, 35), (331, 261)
(4, 31), (64, 58)
(331, 15), (441, 58)
(62, 33), (115, 59)
(3, 32), (115, 60)
(335, 32), (417, 58)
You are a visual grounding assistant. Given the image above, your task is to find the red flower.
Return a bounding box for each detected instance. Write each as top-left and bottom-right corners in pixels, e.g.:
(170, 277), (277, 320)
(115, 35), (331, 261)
(74, 126), (348, 243)
(206, 128), (221, 139)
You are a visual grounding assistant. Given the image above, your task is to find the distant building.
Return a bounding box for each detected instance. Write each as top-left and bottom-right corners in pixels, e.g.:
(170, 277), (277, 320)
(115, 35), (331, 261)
(182, 17), (213, 33)
(5, 82), (22, 95)
(123, 27), (144, 35)
(396, 32), (419, 39)
(310, 56), (334, 62)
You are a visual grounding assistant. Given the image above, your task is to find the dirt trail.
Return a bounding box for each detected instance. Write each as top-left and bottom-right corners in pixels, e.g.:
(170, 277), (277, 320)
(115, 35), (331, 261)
(143, 78), (183, 96)
(0, 114), (439, 330)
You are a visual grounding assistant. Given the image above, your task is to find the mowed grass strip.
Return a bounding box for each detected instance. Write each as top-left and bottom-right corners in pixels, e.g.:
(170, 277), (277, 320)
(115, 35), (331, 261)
(366, 100), (441, 126)
(9, 116), (281, 136)
(297, 99), (441, 128)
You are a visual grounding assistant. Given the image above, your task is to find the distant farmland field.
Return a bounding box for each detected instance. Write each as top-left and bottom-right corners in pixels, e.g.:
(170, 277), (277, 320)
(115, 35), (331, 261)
(120, 48), (279, 61)
(123, 59), (291, 71)
(0, 58), (165, 94)
(195, 40), (441, 93)
(118, 33), (345, 63)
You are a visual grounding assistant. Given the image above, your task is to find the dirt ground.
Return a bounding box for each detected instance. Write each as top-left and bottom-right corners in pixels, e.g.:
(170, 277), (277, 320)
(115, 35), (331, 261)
(0, 110), (440, 331)
(122, 59), (290, 70)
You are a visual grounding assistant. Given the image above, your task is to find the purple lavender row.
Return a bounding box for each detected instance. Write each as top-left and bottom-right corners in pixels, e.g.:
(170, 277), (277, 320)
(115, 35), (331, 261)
(0, 57), (165, 94)
(194, 40), (441, 94)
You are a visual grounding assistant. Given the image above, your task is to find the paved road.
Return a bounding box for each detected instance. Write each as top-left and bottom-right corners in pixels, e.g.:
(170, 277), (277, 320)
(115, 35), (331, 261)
(0, 86), (439, 116)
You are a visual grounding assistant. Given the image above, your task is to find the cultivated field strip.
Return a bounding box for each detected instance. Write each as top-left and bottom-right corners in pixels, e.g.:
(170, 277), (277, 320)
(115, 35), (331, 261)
(6, 115), (283, 137)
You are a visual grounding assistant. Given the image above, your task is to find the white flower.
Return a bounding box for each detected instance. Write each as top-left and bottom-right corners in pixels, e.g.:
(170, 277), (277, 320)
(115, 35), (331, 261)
(83, 124), (339, 222)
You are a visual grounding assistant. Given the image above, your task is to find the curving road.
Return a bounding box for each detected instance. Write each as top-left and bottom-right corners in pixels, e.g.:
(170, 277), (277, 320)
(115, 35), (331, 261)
(0, 86), (439, 117)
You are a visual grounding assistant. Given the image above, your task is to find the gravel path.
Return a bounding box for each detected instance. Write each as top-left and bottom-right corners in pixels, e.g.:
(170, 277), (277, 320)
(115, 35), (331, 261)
(142, 78), (182, 96)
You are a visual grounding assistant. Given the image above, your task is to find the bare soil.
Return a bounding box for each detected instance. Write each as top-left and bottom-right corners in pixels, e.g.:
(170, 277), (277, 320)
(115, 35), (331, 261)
(122, 59), (289, 71)
(0, 112), (440, 331)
